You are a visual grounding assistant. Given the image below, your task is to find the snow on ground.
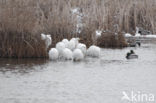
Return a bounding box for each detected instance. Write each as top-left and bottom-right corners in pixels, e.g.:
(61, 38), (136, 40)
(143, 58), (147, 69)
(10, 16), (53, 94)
(124, 33), (156, 38)
(135, 33), (141, 37)
(41, 33), (52, 49)
(96, 30), (102, 37)
(124, 33), (132, 37)
(48, 37), (100, 61)
(134, 34), (156, 38)
(145, 35), (156, 38)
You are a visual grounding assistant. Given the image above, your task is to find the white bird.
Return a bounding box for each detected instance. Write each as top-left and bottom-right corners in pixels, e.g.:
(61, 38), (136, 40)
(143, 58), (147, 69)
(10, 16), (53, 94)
(56, 42), (65, 58)
(62, 48), (73, 60)
(62, 39), (69, 48)
(73, 49), (84, 61)
(87, 45), (100, 57)
(41, 33), (52, 49)
(49, 48), (59, 60)
(76, 43), (87, 55)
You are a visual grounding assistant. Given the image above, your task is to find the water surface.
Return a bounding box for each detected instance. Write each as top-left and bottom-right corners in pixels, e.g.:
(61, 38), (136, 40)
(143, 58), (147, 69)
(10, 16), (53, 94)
(0, 43), (156, 103)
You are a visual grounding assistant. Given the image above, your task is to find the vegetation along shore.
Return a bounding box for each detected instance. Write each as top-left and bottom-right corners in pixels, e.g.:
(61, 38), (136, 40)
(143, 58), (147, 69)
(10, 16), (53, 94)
(0, 0), (155, 58)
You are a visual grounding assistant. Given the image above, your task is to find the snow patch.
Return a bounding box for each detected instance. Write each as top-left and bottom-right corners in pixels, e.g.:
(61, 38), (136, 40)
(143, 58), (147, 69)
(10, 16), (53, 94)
(41, 33), (52, 49)
(87, 45), (100, 58)
(62, 48), (73, 60)
(48, 38), (101, 61)
(49, 48), (59, 60)
(73, 49), (84, 61)
(125, 33), (132, 37)
(145, 35), (156, 38)
(96, 30), (102, 37)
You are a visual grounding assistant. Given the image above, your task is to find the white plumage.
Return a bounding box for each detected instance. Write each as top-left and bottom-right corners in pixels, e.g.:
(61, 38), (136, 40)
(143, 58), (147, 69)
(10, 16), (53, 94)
(76, 43), (87, 55)
(73, 49), (84, 61)
(56, 42), (65, 57)
(87, 45), (100, 57)
(49, 48), (59, 60)
(62, 48), (73, 60)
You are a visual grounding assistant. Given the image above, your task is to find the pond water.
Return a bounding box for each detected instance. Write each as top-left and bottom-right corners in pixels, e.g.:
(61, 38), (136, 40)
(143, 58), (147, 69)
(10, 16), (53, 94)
(0, 43), (156, 103)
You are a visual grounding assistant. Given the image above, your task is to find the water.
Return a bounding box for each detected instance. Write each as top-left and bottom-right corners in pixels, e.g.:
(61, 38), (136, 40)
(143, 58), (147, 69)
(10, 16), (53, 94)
(0, 43), (156, 103)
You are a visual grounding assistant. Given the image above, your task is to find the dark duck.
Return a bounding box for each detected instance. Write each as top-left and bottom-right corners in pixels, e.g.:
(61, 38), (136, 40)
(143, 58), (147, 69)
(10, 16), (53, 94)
(126, 50), (138, 59)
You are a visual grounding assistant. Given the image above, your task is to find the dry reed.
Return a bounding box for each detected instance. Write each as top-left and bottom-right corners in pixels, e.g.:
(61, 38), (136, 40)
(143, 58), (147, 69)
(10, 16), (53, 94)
(0, 0), (155, 57)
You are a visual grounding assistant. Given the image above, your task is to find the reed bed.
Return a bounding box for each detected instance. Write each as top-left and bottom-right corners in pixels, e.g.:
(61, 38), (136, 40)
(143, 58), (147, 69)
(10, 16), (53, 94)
(0, 0), (155, 58)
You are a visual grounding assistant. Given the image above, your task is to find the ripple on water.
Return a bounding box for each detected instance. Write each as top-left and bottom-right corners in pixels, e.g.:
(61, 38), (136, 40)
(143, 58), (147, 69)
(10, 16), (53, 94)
(0, 43), (156, 103)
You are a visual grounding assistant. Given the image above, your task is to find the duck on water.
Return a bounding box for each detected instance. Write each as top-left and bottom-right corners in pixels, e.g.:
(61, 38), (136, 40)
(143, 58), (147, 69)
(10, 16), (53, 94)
(126, 50), (138, 59)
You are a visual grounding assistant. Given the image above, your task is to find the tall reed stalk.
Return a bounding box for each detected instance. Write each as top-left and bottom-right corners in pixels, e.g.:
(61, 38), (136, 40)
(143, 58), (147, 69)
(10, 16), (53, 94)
(0, 0), (155, 57)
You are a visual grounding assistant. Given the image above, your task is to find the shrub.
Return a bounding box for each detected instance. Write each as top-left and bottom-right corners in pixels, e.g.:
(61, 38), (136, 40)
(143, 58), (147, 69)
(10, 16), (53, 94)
(0, 0), (155, 57)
